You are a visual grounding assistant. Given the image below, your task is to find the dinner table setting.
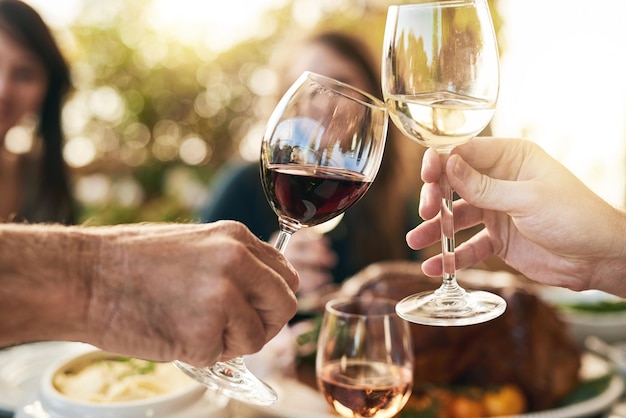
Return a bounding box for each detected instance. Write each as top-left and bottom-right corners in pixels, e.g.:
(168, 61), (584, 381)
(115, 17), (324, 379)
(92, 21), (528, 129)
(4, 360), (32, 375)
(3, 263), (626, 418)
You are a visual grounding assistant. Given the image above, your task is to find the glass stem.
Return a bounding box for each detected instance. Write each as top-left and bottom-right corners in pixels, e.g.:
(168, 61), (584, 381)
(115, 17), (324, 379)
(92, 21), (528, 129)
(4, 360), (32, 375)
(274, 218), (299, 253)
(437, 149), (459, 293)
(273, 230), (292, 253)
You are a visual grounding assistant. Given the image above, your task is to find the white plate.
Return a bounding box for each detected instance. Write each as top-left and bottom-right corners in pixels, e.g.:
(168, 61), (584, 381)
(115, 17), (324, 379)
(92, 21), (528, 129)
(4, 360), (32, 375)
(15, 389), (231, 418)
(0, 341), (93, 414)
(0, 341), (231, 418)
(238, 354), (624, 418)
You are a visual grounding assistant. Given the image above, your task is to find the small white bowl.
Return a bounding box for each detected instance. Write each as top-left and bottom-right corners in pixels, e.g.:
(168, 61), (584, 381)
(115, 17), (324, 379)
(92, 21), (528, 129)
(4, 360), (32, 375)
(563, 310), (626, 345)
(537, 286), (626, 344)
(35, 349), (209, 418)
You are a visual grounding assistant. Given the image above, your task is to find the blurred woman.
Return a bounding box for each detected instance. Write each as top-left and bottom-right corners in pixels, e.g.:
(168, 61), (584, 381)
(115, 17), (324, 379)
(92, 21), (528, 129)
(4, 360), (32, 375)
(0, 0), (75, 224)
(199, 31), (425, 302)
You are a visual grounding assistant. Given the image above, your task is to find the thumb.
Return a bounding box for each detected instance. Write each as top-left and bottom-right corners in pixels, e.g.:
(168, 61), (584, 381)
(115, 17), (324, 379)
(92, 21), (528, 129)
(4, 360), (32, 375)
(446, 153), (524, 213)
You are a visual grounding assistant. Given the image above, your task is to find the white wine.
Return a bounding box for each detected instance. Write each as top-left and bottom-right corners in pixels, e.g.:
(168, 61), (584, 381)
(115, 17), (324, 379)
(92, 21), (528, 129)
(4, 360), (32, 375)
(385, 92), (495, 149)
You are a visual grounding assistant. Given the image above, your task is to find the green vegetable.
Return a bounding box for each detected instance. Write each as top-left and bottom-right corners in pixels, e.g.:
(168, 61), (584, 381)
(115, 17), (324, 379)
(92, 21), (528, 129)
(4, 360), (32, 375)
(560, 301), (626, 313)
(557, 374), (612, 406)
(107, 357), (157, 377)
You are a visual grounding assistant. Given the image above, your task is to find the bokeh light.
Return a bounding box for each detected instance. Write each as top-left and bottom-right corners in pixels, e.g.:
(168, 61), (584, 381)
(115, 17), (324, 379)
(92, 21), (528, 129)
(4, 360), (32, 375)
(179, 136), (210, 166)
(63, 136), (97, 168)
(4, 126), (34, 154)
(146, 0), (289, 51)
(494, 0), (626, 206)
(75, 174), (111, 205)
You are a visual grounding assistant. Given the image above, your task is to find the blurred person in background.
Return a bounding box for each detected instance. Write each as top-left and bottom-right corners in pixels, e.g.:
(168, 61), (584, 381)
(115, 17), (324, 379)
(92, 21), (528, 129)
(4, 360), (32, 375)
(0, 0), (75, 224)
(199, 31), (426, 309)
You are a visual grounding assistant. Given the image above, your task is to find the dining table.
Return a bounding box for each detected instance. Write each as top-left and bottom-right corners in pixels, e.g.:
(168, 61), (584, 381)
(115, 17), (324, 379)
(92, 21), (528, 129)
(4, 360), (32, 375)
(4, 265), (626, 418)
(3, 347), (626, 418)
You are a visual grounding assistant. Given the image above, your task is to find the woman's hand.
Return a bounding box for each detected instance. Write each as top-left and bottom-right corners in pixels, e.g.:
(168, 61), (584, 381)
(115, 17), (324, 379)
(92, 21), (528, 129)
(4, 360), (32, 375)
(407, 138), (626, 296)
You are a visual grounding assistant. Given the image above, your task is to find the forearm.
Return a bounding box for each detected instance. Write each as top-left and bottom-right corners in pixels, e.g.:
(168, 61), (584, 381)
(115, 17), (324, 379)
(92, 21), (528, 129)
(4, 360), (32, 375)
(0, 224), (92, 346)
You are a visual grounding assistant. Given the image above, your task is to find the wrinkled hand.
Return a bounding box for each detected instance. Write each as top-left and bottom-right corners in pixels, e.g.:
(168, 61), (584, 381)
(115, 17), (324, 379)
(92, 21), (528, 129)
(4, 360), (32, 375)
(274, 229), (337, 296)
(86, 220), (299, 366)
(407, 138), (626, 295)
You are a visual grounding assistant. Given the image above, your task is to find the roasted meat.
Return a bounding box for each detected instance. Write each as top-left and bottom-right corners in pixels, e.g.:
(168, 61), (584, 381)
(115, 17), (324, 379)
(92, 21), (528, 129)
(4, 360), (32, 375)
(341, 262), (581, 411)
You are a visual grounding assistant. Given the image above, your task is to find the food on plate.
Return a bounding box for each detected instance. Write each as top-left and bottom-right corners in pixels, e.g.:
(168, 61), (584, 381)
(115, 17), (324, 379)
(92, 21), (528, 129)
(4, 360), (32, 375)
(323, 262), (582, 416)
(482, 384), (527, 416)
(53, 354), (196, 402)
(404, 384), (527, 417)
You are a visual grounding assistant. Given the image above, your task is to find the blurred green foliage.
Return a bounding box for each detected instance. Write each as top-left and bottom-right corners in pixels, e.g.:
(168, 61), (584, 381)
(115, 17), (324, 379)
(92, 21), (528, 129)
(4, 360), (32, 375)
(56, 0), (501, 225)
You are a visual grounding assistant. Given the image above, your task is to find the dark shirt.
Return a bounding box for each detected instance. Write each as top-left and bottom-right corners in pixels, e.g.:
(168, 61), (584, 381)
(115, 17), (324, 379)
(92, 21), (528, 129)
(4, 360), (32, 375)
(200, 162), (278, 242)
(199, 161), (421, 284)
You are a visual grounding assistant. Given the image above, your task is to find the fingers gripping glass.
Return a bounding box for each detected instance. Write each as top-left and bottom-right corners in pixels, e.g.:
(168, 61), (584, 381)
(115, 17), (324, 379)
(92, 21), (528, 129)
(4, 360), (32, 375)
(382, 0), (506, 326)
(176, 71), (388, 405)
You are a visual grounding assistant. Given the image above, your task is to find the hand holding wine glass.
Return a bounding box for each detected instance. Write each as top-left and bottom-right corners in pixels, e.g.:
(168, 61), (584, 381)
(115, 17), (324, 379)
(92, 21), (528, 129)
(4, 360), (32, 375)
(316, 297), (414, 418)
(176, 71), (388, 405)
(382, 0), (506, 325)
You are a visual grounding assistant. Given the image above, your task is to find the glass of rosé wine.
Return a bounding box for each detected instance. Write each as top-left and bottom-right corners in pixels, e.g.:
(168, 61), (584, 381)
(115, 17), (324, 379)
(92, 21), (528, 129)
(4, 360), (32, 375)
(175, 71), (388, 406)
(316, 297), (414, 418)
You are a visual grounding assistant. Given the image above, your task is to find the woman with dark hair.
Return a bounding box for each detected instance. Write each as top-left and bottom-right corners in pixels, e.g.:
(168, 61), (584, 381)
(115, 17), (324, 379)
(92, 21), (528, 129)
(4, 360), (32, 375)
(0, 0), (75, 224)
(199, 30), (426, 304)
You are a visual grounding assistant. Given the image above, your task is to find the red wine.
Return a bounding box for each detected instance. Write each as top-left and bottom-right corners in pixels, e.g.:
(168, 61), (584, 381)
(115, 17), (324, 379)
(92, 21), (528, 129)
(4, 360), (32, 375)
(317, 360), (413, 418)
(262, 164), (371, 227)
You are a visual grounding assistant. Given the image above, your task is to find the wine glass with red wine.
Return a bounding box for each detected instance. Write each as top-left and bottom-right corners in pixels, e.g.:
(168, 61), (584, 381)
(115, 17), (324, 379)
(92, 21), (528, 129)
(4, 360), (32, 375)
(316, 297), (414, 418)
(176, 71), (388, 406)
(261, 71), (388, 251)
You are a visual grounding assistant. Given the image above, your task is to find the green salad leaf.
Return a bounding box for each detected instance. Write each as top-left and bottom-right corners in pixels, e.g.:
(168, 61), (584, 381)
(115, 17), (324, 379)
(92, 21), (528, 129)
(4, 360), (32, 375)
(556, 374), (613, 406)
(560, 301), (626, 313)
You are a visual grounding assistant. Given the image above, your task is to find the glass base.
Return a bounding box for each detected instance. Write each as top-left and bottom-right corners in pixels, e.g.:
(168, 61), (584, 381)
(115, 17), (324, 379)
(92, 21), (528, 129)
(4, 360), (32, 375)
(395, 289), (507, 326)
(174, 359), (278, 406)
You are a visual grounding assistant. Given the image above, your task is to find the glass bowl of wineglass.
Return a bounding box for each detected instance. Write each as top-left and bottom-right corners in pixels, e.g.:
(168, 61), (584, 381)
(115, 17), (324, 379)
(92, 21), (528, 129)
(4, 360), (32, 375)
(316, 297), (414, 418)
(176, 71), (388, 406)
(381, 0), (506, 326)
(261, 71), (388, 250)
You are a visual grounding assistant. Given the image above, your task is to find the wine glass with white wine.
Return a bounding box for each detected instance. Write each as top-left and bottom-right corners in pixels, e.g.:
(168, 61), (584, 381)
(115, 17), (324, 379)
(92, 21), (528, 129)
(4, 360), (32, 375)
(382, 0), (506, 326)
(176, 71), (388, 405)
